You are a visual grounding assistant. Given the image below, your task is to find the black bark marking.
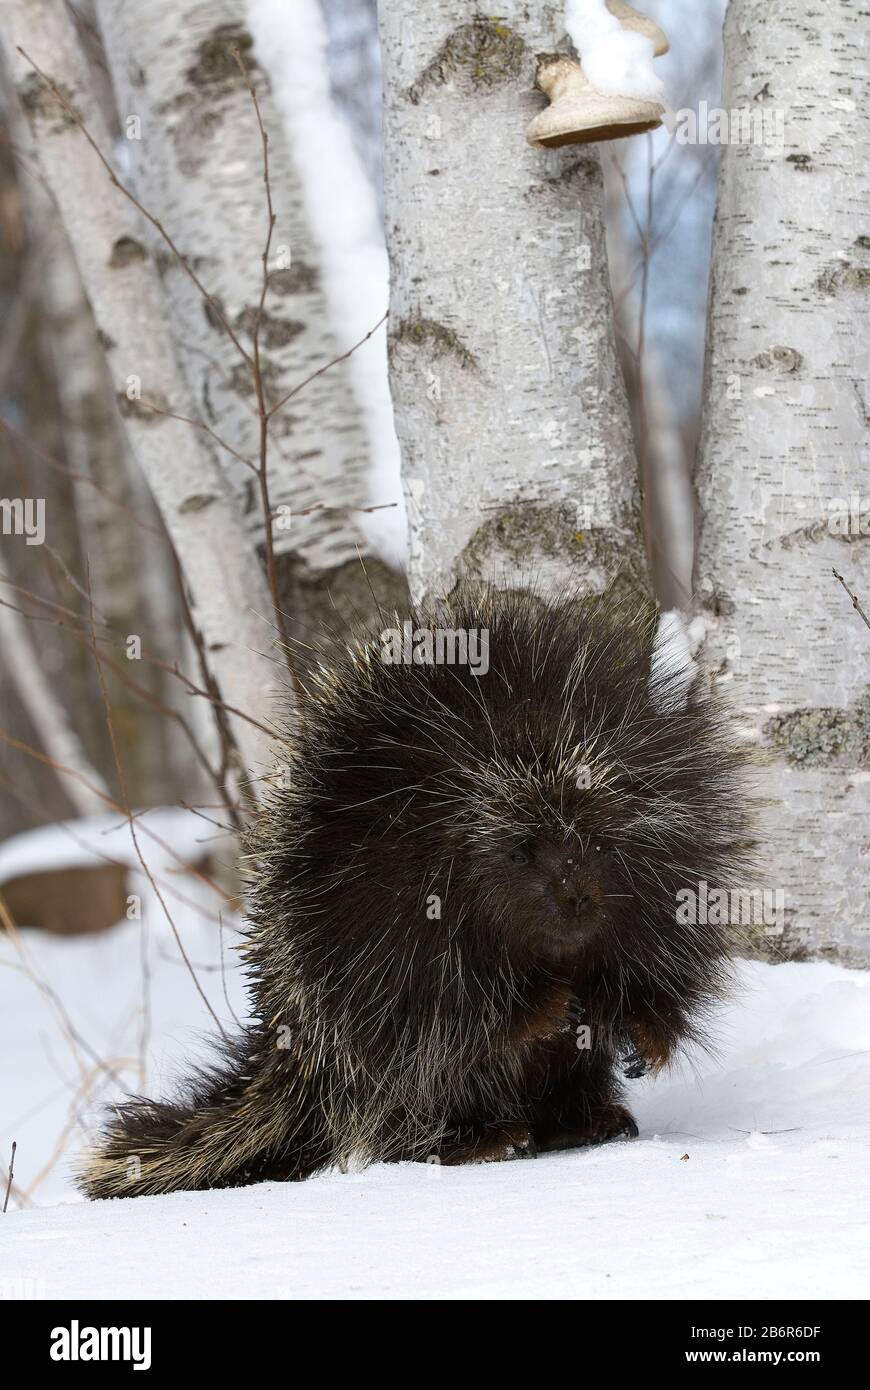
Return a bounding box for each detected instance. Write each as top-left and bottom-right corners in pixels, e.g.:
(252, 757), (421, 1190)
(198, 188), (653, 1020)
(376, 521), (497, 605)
(185, 25), (260, 94)
(407, 19), (527, 104)
(527, 156), (601, 198)
(270, 262), (320, 296)
(19, 74), (78, 133)
(109, 236), (147, 268)
(390, 316), (479, 371)
(178, 493), (219, 514)
(460, 503), (650, 602)
(117, 390), (170, 422)
(234, 306), (305, 349)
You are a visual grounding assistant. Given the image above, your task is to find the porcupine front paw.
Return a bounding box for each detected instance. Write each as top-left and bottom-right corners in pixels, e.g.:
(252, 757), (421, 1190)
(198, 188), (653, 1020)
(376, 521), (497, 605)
(533, 1102), (639, 1154)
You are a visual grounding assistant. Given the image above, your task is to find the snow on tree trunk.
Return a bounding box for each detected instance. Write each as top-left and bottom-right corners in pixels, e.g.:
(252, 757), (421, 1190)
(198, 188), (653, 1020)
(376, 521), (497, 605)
(694, 0), (869, 964)
(377, 2), (643, 604)
(94, 0), (395, 633)
(0, 0), (278, 786)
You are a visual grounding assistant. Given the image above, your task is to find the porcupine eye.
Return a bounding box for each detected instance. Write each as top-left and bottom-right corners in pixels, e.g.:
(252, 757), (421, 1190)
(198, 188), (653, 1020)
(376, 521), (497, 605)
(507, 843), (533, 867)
(594, 843), (619, 861)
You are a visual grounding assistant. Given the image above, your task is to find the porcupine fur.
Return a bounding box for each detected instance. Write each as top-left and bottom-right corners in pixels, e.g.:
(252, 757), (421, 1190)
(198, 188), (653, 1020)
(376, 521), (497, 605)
(79, 586), (755, 1198)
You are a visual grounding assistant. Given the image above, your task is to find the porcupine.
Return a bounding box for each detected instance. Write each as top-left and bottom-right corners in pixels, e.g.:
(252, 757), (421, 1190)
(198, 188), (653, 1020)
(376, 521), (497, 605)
(79, 586), (754, 1198)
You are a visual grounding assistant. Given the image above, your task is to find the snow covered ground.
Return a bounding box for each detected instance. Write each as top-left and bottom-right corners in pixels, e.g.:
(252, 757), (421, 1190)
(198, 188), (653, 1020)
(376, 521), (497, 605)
(2, 814), (869, 1299)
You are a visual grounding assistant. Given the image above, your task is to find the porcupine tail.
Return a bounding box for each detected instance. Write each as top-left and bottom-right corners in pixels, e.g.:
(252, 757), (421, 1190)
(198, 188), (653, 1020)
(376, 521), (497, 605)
(77, 1027), (325, 1199)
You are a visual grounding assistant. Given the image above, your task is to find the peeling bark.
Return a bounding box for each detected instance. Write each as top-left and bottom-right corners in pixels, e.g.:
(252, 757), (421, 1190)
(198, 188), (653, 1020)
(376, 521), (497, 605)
(694, 0), (869, 963)
(378, 3), (643, 603)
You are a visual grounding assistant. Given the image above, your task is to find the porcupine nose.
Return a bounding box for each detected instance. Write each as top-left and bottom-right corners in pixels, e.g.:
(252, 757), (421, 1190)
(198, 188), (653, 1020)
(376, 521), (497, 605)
(553, 871), (596, 920)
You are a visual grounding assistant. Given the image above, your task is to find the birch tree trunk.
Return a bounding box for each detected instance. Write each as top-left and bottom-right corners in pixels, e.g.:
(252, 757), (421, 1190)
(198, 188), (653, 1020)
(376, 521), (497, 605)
(0, 600), (110, 816)
(694, 0), (869, 964)
(95, 0), (397, 637)
(249, 0), (406, 574)
(0, 0), (278, 785)
(378, 2), (644, 604)
(41, 222), (199, 805)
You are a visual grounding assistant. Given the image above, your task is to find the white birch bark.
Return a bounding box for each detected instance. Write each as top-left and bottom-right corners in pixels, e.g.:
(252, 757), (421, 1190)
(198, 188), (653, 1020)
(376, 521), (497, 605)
(0, 599), (110, 816)
(40, 223), (202, 803)
(694, 0), (869, 963)
(378, 2), (643, 604)
(0, 0), (278, 784)
(94, 0), (376, 600)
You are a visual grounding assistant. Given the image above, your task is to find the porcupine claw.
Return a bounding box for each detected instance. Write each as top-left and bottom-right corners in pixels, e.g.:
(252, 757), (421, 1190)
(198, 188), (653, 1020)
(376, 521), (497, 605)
(565, 995), (585, 1024)
(623, 1049), (649, 1080)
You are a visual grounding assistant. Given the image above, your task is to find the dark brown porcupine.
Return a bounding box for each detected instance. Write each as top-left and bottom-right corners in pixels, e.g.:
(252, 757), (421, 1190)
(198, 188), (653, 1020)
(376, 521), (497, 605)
(79, 586), (755, 1198)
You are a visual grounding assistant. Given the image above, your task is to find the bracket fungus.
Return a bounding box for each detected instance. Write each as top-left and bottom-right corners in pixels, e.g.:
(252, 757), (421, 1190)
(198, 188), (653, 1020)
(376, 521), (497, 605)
(526, 1), (669, 149)
(606, 0), (669, 57)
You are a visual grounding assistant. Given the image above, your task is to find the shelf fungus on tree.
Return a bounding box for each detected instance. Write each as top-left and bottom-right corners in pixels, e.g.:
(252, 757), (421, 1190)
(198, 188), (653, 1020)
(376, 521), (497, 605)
(526, 1), (669, 149)
(605, 0), (669, 57)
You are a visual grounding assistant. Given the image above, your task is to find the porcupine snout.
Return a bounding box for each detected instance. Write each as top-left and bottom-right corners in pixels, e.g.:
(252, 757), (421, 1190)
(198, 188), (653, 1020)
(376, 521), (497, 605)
(518, 838), (605, 936)
(547, 846), (602, 924)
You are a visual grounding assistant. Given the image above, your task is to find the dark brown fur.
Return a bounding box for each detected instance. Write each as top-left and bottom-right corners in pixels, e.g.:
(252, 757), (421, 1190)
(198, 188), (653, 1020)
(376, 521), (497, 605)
(79, 587), (754, 1198)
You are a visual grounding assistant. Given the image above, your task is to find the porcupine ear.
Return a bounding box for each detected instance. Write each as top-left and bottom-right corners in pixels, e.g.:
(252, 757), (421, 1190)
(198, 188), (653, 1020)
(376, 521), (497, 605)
(648, 609), (702, 713)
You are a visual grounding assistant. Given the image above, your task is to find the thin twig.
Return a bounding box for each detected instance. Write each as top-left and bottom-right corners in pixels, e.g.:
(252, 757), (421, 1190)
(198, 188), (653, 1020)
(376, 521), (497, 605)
(84, 571), (228, 1041)
(0, 728), (236, 905)
(3, 1141), (16, 1214)
(1, 391), (192, 535)
(0, 768), (231, 928)
(279, 500), (398, 520)
(0, 577), (277, 745)
(231, 45), (292, 670)
(832, 568), (870, 632)
(267, 311), (389, 423)
(17, 47), (253, 367)
(136, 399), (258, 474)
(0, 895), (128, 1088)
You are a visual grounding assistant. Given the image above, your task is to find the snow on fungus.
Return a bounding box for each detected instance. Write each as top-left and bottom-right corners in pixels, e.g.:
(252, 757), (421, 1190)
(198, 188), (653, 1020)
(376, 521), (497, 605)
(526, 1), (669, 148)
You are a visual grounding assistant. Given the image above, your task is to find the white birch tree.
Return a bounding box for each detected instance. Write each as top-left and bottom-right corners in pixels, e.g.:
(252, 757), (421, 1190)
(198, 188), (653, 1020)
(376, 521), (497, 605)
(694, 0), (869, 962)
(378, 1), (644, 604)
(40, 225), (201, 803)
(0, 0), (278, 785)
(94, 0), (396, 630)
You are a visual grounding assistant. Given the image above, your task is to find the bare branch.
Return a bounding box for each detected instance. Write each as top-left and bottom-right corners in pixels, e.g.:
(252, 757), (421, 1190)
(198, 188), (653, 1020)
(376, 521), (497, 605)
(2, 1141), (15, 1214)
(832, 568), (870, 633)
